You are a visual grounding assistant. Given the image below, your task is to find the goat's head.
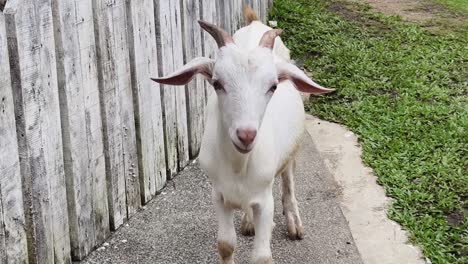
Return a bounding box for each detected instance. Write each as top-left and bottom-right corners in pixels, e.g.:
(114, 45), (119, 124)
(152, 21), (334, 154)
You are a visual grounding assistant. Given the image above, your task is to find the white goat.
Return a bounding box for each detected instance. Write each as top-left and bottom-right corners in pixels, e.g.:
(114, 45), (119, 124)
(152, 7), (334, 264)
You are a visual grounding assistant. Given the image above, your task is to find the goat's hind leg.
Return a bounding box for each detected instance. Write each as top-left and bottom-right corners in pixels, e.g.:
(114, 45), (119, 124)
(281, 160), (304, 240)
(241, 207), (255, 236)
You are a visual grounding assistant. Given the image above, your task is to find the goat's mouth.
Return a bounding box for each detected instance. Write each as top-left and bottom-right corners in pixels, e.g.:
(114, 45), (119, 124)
(232, 141), (253, 154)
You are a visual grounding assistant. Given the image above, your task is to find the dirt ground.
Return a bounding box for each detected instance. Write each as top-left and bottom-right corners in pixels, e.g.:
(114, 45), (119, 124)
(345, 0), (466, 32)
(357, 0), (439, 22)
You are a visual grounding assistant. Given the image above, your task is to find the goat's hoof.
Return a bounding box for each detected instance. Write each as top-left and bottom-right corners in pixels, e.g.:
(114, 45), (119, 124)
(240, 215), (255, 236)
(287, 224), (304, 240)
(218, 240), (235, 264)
(286, 215), (304, 240)
(240, 222), (255, 236)
(254, 256), (273, 264)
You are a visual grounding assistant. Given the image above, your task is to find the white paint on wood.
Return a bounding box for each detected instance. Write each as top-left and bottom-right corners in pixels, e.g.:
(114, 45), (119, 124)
(155, 0), (189, 178)
(92, 0), (140, 230)
(126, 0), (167, 202)
(181, 0), (206, 158)
(0, 11), (28, 264)
(51, 0), (110, 259)
(4, 0), (71, 263)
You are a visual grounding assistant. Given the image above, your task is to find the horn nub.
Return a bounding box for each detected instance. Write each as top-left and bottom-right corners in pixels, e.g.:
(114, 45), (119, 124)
(259, 29), (283, 49)
(198, 20), (234, 48)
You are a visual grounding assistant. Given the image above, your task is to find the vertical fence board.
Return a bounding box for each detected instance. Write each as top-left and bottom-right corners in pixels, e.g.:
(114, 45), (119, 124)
(231, 0), (243, 31)
(215, 0), (231, 34)
(172, 0), (190, 171)
(126, 0), (167, 203)
(200, 0), (217, 101)
(227, 0), (234, 34)
(252, 0), (260, 21)
(155, 0), (189, 178)
(200, 0), (217, 60)
(261, 0), (268, 22)
(0, 11), (28, 264)
(75, 0), (110, 246)
(0, 190), (4, 263)
(181, 0), (205, 158)
(257, 0), (264, 22)
(4, 0), (71, 263)
(92, 0), (140, 230)
(51, 0), (109, 259)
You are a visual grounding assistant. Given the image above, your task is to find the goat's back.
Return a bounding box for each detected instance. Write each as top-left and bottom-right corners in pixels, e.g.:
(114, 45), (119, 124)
(233, 21), (291, 62)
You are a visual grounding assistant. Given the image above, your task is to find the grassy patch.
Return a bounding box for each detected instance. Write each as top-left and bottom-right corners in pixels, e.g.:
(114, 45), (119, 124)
(269, 0), (467, 263)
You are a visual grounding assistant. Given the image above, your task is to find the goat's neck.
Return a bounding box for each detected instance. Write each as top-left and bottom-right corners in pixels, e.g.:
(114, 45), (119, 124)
(217, 116), (250, 174)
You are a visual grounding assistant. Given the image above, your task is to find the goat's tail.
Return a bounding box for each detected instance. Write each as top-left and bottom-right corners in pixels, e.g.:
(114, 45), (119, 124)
(243, 5), (259, 25)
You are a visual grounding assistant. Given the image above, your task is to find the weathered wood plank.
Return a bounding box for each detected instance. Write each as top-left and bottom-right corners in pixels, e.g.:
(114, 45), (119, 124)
(0, 190), (4, 263)
(51, 0), (110, 259)
(4, 0), (71, 263)
(181, 0), (206, 158)
(126, 0), (166, 202)
(230, 0), (243, 31)
(0, 11), (28, 264)
(215, 0), (231, 34)
(92, 0), (140, 230)
(155, 0), (189, 178)
(172, 0), (190, 172)
(200, 0), (218, 101)
(200, 0), (218, 59)
(260, 0), (268, 22)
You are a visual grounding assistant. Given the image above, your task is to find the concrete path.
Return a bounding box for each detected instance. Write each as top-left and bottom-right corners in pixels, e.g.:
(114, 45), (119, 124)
(80, 130), (363, 264)
(305, 115), (425, 264)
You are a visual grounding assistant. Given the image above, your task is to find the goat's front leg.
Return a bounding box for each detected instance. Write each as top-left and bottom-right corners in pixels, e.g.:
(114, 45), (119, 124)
(251, 192), (274, 264)
(213, 190), (236, 264)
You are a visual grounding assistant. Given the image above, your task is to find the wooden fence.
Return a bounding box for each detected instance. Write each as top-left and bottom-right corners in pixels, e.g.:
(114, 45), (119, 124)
(0, 0), (271, 262)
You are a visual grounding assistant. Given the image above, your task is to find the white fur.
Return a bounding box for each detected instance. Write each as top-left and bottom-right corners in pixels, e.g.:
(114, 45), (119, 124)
(151, 18), (328, 263)
(199, 22), (305, 263)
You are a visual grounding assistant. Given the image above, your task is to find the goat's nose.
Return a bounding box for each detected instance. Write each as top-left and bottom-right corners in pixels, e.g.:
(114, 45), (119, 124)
(236, 128), (257, 146)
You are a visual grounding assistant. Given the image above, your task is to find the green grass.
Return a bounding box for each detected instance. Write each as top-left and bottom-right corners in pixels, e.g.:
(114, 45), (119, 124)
(436, 0), (468, 12)
(269, 1), (468, 263)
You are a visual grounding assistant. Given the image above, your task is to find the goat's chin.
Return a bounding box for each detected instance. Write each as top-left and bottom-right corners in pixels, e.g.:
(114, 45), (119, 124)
(232, 141), (253, 154)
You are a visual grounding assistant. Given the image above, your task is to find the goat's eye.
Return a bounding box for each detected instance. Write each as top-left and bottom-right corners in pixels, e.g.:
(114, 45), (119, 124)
(213, 81), (224, 92)
(269, 84), (277, 93)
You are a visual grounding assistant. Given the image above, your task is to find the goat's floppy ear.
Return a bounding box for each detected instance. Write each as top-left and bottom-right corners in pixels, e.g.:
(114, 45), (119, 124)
(151, 57), (214, 86)
(277, 62), (335, 94)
